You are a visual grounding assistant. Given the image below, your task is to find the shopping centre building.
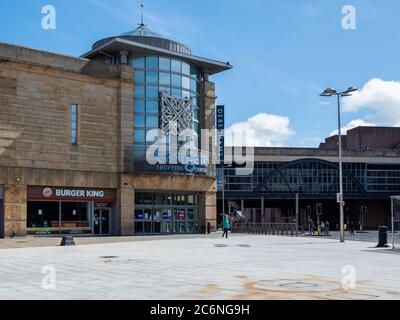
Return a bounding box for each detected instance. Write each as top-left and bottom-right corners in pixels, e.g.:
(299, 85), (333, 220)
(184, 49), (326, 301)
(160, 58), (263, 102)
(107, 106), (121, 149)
(0, 21), (231, 237)
(218, 127), (400, 230)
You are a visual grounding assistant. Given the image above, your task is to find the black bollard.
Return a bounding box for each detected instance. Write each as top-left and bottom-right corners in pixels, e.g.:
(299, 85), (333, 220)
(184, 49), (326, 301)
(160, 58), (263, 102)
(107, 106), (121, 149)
(60, 236), (75, 246)
(376, 226), (388, 248)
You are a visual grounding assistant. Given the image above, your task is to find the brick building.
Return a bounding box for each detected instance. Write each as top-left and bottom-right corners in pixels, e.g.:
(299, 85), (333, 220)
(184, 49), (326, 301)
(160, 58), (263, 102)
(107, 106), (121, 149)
(0, 23), (231, 237)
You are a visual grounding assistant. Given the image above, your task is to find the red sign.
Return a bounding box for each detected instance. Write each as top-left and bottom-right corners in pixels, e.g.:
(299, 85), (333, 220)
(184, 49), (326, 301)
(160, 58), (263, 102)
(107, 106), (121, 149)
(179, 212), (186, 220)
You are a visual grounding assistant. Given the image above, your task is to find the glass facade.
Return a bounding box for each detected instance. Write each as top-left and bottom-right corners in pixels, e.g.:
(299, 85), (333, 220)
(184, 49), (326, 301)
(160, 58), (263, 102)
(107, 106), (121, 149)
(134, 192), (199, 234)
(27, 201), (113, 235)
(132, 56), (201, 171)
(221, 160), (400, 195)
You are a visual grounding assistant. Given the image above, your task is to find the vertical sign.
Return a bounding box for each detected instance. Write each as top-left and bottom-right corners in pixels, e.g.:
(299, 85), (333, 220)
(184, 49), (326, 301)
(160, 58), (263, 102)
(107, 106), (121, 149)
(216, 105), (225, 163)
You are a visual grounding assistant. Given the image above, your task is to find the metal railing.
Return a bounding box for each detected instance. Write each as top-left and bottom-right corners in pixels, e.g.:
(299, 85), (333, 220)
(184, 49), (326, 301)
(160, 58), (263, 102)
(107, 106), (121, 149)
(231, 223), (299, 237)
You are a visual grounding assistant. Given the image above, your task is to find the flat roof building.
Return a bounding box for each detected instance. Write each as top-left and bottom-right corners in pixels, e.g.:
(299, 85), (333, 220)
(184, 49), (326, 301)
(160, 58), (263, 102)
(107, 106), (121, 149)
(218, 127), (400, 230)
(0, 20), (231, 238)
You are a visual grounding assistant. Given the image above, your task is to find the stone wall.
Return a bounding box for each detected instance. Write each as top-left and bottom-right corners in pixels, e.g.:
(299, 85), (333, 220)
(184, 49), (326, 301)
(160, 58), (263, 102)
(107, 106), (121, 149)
(0, 42), (218, 237)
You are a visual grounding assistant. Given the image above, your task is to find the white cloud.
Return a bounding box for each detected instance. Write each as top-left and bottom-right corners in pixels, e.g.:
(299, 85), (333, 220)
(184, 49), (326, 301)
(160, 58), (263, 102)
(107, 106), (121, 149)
(329, 119), (376, 137)
(225, 113), (295, 147)
(342, 78), (400, 126)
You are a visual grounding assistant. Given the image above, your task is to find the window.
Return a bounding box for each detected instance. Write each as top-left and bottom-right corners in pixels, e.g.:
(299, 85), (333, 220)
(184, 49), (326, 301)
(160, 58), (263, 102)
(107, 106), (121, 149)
(146, 86), (159, 98)
(171, 88), (182, 97)
(135, 100), (145, 113)
(134, 70), (145, 83)
(171, 74), (181, 87)
(135, 130), (145, 143)
(159, 72), (171, 86)
(135, 115), (145, 128)
(182, 76), (190, 90)
(182, 62), (190, 75)
(146, 71), (158, 84)
(159, 57), (171, 71)
(146, 116), (159, 129)
(71, 104), (78, 145)
(146, 56), (158, 69)
(132, 57), (145, 69)
(171, 60), (182, 73)
(146, 100), (159, 113)
(134, 85), (145, 98)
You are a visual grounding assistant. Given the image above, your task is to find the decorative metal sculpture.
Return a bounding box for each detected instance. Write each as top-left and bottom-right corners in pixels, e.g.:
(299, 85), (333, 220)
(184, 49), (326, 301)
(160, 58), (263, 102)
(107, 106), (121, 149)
(160, 92), (193, 135)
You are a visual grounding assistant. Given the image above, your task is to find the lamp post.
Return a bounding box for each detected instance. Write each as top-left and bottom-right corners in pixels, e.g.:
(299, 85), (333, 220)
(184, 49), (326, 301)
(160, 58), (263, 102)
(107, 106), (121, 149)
(221, 164), (232, 226)
(320, 86), (358, 243)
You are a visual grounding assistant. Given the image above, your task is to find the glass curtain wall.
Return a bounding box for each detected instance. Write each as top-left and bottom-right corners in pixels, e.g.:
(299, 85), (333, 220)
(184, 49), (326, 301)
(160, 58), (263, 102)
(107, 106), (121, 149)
(132, 56), (201, 171)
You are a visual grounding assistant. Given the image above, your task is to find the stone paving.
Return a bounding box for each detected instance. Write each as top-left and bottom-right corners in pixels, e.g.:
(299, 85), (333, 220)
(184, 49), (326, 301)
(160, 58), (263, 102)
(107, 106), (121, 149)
(0, 233), (399, 300)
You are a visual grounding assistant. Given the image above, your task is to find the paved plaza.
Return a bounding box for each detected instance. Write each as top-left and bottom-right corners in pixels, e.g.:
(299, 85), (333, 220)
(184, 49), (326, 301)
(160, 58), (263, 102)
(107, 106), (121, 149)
(0, 233), (399, 300)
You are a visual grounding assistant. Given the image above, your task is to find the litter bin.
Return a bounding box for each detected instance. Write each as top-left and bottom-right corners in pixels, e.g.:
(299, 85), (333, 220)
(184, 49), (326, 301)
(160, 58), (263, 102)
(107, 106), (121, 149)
(60, 236), (75, 247)
(377, 226), (388, 248)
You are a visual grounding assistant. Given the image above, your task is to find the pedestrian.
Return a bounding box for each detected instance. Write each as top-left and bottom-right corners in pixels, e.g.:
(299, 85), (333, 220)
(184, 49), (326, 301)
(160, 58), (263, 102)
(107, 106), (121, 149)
(325, 221), (330, 235)
(321, 221), (325, 235)
(309, 218), (315, 235)
(349, 221), (355, 236)
(222, 215), (231, 239)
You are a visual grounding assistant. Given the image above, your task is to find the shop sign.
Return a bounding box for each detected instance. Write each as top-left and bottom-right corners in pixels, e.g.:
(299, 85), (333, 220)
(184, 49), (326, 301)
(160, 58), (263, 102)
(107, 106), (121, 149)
(216, 105), (225, 163)
(28, 187), (116, 202)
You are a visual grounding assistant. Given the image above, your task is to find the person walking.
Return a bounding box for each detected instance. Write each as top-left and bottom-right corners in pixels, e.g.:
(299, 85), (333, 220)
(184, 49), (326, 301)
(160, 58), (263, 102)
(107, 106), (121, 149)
(309, 218), (315, 235)
(325, 221), (330, 235)
(222, 215), (231, 239)
(349, 221), (355, 236)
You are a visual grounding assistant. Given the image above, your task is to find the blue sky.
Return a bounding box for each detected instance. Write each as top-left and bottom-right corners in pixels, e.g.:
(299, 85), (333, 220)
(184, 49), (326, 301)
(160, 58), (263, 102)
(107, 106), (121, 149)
(1, 0), (400, 147)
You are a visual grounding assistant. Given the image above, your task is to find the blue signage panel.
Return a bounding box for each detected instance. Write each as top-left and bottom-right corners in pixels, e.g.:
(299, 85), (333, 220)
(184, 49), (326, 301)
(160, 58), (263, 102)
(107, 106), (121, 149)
(216, 105), (225, 163)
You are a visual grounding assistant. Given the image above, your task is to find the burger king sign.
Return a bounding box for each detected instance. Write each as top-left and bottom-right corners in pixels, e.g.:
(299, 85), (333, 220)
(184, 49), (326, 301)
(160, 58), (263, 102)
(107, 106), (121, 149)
(42, 187), (53, 198)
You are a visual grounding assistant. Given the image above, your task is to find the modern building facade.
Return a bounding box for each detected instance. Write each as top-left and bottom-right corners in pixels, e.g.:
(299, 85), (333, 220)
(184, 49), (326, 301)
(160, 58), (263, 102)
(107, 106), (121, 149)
(218, 127), (400, 230)
(0, 22), (231, 237)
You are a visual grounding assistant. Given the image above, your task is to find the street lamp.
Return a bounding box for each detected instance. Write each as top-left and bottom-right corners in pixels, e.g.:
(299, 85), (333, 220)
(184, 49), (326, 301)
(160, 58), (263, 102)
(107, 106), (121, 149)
(221, 164), (233, 225)
(320, 86), (358, 243)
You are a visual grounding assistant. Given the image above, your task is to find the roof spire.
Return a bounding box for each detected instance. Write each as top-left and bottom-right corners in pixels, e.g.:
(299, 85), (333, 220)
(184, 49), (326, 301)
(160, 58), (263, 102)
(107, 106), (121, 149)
(140, 3), (145, 26)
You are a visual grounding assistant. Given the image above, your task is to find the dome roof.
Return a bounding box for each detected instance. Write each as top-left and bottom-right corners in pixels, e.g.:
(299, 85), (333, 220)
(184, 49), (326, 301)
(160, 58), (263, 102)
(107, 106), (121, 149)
(92, 24), (192, 55)
(119, 25), (163, 38)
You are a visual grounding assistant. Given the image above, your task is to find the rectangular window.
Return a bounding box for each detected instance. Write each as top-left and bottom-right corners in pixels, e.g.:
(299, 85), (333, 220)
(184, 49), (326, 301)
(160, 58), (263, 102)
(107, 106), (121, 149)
(134, 115), (145, 128)
(146, 71), (159, 84)
(71, 104), (78, 145)
(171, 60), (182, 73)
(182, 76), (190, 90)
(134, 70), (145, 84)
(171, 74), (181, 87)
(135, 100), (145, 113)
(146, 100), (159, 113)
(132, 57), (145, 69)
(182, 62), (190, 75)
(159, 72), (171, 86)
(146, 116), (159, 129)
(134, 85), (145, 98)
(159, 57), (171, 71)
(146, 86), (159, 98)
(146, 57), (159, 69)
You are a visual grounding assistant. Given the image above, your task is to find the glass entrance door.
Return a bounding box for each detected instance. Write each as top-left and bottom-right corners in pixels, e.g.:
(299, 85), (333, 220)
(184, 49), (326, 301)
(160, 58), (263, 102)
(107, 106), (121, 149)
(136, 207), (169, 235)
(94, 208), (111, 235)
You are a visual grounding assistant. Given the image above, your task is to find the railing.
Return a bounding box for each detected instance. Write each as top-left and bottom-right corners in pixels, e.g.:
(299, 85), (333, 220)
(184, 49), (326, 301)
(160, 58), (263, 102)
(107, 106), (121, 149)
(231, 223), (299, 237)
